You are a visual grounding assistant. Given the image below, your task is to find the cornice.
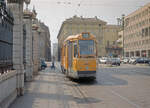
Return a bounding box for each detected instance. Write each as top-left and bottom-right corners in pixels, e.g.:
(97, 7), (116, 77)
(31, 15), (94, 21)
(7, 0), (31, 4)
(23, 9), (33, 18)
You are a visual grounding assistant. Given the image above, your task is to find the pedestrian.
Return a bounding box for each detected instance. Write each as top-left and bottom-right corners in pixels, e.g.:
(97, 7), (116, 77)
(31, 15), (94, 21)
(51, 61), (55, 70)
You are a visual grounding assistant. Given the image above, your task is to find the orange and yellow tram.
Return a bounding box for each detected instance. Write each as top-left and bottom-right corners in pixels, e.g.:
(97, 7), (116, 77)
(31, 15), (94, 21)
(61, 32), (98, 79)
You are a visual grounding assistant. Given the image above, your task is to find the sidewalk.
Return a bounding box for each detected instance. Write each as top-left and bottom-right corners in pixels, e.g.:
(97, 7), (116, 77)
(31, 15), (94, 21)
(9, 63), (89, 108)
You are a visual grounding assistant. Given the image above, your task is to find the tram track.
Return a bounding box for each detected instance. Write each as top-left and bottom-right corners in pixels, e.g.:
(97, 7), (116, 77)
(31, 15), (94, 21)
(71, 82), (94, 108)
(57, 62), (142, 108)
(56, 62), (94, 108)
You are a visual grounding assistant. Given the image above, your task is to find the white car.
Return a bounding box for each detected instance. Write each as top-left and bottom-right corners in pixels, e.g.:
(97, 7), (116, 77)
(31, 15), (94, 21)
(122, 58), (129, 64)
(99, 57), (109, 64)
(129, 57), (138, 64)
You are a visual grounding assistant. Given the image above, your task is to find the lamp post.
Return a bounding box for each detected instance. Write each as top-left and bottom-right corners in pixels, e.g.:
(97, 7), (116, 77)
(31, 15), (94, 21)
(122, 14), (125, 57)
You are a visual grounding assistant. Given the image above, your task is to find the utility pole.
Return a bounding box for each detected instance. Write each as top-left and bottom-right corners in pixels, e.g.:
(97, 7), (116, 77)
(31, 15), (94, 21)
(122, 14), (125, 58)
(117, 14), (125, 58)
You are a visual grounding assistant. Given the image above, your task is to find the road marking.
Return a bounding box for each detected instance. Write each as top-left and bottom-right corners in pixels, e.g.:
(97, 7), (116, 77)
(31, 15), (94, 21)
(110, 90), (141, 108)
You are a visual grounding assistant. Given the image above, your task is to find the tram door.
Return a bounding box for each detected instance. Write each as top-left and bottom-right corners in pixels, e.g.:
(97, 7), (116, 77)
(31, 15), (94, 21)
(68, 42), (73, 74)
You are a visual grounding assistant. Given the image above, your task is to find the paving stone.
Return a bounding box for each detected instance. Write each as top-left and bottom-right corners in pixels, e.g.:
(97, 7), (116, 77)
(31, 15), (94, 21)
(9, 63), (80, 108)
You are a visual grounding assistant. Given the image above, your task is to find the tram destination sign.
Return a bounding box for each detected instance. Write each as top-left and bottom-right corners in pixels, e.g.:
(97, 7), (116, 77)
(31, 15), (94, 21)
(82, 33), (89, 38)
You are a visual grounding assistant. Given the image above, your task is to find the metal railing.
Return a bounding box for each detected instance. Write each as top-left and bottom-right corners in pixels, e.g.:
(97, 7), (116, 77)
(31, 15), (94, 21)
(0, 0), (14, 75)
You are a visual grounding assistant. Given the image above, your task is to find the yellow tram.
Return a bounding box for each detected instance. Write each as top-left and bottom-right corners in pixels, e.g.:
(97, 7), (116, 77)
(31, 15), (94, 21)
(61, 32), (98, 79)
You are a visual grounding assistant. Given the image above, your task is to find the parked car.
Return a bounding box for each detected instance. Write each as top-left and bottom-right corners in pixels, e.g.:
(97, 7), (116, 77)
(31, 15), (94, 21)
(41, 60), (47, 69)
(108, 58), (121, 66)
(135, 58), (150, 64)
(122, 57), (130, 64)
(99, 57), (109, 64)
(129, 57), (139, 64)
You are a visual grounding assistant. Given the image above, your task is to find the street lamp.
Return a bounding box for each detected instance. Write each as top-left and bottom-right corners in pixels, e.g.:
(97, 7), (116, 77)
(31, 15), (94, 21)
(24, 0), (30, 9)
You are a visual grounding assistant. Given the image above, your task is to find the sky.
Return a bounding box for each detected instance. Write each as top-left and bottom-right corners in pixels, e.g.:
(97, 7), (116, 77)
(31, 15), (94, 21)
(28, 0), (150, 45)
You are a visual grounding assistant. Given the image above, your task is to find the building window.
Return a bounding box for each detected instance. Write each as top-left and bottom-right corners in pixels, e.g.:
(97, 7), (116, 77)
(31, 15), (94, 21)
(130, 52), (134, 57)
(145, 28), (148, 36)
(136, 51), (140, 57)
(148, 50), (150, 58)
(126, 52), (129, 57)
(142, 29), (145, 36)
(145, 9), (148, 15)
(64, 46), (66, 56)
(141, 50), (146, 57)
(107, 41), (109, 46)
(149, 27), (150, 36)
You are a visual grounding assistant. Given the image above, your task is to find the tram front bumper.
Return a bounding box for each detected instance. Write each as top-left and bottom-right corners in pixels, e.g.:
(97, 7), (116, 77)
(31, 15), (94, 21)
(77, 71), (96, 78)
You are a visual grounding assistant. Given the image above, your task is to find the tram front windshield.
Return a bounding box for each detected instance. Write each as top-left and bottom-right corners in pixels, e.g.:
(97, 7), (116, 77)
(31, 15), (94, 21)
(79, 40), (95, 56)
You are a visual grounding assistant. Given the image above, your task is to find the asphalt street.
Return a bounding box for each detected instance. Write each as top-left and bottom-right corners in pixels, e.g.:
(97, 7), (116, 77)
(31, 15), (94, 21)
(76, 64), (150, 108)
(9, 63), (150, 108)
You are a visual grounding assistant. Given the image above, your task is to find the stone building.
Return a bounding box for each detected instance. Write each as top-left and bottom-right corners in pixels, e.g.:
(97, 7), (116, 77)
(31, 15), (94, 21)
(23, 8), (33, 81)
(102, 25), (122, 57)
(38, 22), (51, 61)
(124, 2), (150, 58)
(7, 0), (25, 96)
(0, 0), (51, 107)
(57, 15), (121, 60)
(32, 8), (40, 74)
(0, 0), (31, 107)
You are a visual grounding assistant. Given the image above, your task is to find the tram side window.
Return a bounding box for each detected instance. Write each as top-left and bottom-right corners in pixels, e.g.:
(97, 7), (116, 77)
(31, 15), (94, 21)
(74, 44), (78, 58)
(64, 46), (66, 56)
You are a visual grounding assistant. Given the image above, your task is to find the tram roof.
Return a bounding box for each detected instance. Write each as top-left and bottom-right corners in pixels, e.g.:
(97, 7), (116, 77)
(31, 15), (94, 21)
(64, 33), (96, 42)
(64, 34), (79, 41)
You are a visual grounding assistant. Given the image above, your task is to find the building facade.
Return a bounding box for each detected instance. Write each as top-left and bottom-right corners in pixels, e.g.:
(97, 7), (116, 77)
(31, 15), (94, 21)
(32, 9), (40, 74)
(102, 25), (121, 57)
(0, 1), (52, 107)
(124, 3), (150, 58)
(57, 15), (121, 60)
(38, 22), (51, 61)
(31, 8), (51, 73)
(7, 0), (25, 96)
(23, 8), (33, 81)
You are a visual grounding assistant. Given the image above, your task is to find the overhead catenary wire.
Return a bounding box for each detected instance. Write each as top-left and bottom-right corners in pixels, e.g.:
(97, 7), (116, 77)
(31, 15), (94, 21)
(56, 1), (142, 7)
(35, 0), (143, 8)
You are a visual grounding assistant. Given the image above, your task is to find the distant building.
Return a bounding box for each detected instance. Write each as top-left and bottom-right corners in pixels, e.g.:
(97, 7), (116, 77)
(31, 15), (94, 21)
(53, 43), (58, 61)
(31, 8), (51, 73)
(32, 9), (40, 74)
(116, 30), (123, 57)
(102, 25), (121, 57)
(124, 3), (150, 58)
(57, 15), (121, 60)
(38, 22), (51, 61)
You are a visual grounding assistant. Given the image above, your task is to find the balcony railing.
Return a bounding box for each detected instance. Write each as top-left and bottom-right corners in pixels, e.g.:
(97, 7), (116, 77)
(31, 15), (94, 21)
(105, 45), (122, 50)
